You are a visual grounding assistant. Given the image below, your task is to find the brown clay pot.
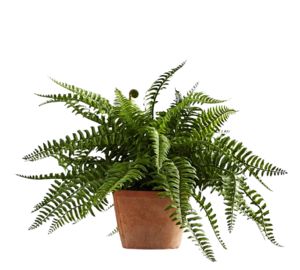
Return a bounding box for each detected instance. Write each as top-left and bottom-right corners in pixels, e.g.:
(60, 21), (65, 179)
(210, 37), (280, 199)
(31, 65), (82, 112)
(113, 190), (182, 249)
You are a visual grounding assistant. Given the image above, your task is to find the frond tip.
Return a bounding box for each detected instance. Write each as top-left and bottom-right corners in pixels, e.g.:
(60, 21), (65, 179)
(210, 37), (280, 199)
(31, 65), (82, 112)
(184, 210), (216, 262)
(145, 61), (186, 118)
(239, 179), (282, 247)
(107, 227), (119, 237)
(193, 193), (227, 249)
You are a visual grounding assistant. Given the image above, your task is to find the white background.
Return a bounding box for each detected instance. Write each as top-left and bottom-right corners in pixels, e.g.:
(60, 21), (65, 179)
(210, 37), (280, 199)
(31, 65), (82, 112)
(0, 0), (299, 269)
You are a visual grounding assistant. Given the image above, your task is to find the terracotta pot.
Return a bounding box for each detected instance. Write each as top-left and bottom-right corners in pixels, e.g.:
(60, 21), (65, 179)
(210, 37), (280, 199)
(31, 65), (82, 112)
(113, 190), (182, 249)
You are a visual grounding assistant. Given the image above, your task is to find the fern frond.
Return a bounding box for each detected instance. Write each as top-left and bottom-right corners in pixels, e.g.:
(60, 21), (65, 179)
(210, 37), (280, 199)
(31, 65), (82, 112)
(31, 167), (106, 214)
(103, 204), (114, 211)
(171, 82), (199, 107)
(145, 62), (186, 118)
(239, 179), (281, 246)
(184, 210), (216, 262)
(114, 89), (151, 128)
(176, 134), (287, 181)
(158, 91), (225, 133)
(186, 82), (199, 96)
(222, 175), (241, 233)
(93, 161), (147, 203)
(194, 106), (236, 135)
(23, 126), (110, 161)
(146, 127), (170, 171)
(177, 106), (201, 134)
(49, 78), (112, 114)
(214, 135), (287, 177)
(48, 188), (113, 234)
(48, 203), (91, 234)
(107, 227), (119, 237)
(65, 102), (101, 124)
(157, 158), (215, 260)
(154, 157), (197, 228)
(17, 171), (76, 180)
(29, 181), (88, 230)
(36, 93), (73, 106)
(154, 159), (180, 207)
(31, 179), (65, 212)
(173, 157), (197, 223)
(193, 192), (227, 249)
(173, 89), (183, 105)
(237, 195), (267, 237)
(37, 93), (105, 123)
(30, 176), (108, 231)
(254, 176), (273, 191)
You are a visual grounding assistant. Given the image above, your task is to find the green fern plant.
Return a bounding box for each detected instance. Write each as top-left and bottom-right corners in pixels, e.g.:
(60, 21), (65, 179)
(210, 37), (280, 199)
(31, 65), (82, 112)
(19, 62), (286, 261)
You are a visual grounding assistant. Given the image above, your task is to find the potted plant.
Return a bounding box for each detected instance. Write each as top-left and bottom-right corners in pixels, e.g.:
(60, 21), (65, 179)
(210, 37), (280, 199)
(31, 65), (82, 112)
(19, 62), (286, 261)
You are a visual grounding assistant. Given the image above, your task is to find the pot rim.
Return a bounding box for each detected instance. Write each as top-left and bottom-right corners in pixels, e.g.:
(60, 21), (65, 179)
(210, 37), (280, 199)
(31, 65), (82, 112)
(113, 190), (165, 198)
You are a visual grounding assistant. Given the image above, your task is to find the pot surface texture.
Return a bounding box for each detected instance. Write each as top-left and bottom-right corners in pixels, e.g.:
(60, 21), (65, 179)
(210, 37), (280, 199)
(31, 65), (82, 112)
(113, 190), (182, 249)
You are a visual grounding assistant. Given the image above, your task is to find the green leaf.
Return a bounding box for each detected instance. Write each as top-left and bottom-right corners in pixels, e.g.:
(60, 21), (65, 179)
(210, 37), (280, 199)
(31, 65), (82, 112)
(147, 127), (170, 170)
(93, 161), (147, 203)
(49, 78), (112, 114)
(158, 91), (225, 133)
(239, 178), (282, 246)
(193, 193), (227, 249)
(184, 210), (216, 262)
(145, 62), (186, 118)
(222, 175), (240, 233)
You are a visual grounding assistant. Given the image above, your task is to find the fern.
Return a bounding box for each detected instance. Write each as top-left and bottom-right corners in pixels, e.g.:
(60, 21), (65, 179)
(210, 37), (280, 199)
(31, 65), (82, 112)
(173, 157), (197, 222)
(193, 192), (227, 249)
(17, 171), (73, 180)
(155, 157), (197, 224)
(154, 159), (180, 209)
(238, 178), (281, 246)
(48, 203), (90, 234)
(213, 135), (287, 177)
(36, 93), (101, 123)
(49, 78), (112, 114)
(147, 127), (170, 171)
(157, 91), (225, 133)
(114, 89), (151, 129)
(145, 61), (186, 118)
(19, 62), (287, 261)
(184, 210), (216, 262)
(23, 125), (113, 162)
(107, 227), (119, 237)
(93, 161), (147, 203)
(29, 181), (92, 230)
(194, 106), (236, 135)
(222, 175), (240, 233)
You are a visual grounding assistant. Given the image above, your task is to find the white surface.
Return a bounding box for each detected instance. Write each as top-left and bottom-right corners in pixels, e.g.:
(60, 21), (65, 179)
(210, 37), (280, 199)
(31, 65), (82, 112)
(0, 0), (299, 269)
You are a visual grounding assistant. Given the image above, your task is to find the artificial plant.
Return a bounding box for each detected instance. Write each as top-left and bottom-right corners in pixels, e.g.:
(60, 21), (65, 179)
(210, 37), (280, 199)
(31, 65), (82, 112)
(19, 62), (286, 261)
